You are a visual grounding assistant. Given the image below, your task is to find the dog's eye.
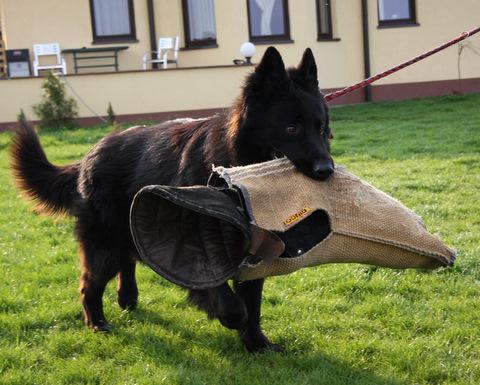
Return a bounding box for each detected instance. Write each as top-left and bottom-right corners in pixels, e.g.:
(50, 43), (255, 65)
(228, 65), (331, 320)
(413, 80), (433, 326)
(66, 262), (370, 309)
(315, 120), (324, 133)
(285, 126), (297, 135)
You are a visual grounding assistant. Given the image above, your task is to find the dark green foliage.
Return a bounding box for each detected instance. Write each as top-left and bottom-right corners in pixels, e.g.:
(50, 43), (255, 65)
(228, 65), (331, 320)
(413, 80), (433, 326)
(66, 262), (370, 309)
(106, 102), (116, 126)
(32, 71), (78, 129)
(17, 109), (27, 124)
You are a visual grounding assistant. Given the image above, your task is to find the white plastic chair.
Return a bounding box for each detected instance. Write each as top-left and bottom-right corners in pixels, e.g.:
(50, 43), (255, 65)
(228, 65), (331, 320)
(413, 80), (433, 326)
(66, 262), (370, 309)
(142, 36), (179, 70)
(33, 43), (67, 76)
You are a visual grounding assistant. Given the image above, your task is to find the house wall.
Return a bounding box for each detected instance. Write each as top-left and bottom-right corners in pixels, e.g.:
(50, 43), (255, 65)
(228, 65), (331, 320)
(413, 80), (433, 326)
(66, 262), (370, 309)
(0, 65), (254, 125)
(0, 0), (152, 73)
(368, 0), (480, 85)
(0, 0), (366, 89)
(152, 0), (366, 90)
(2, 0), (478, 86)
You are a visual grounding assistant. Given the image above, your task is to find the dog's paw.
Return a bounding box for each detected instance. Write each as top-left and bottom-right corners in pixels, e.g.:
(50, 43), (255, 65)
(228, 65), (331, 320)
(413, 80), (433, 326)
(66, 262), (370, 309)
(117, 288), (139, 310)
(117, 295), (138, 311)
(240, 329), (285, 354)
(91, 320), (113, 332)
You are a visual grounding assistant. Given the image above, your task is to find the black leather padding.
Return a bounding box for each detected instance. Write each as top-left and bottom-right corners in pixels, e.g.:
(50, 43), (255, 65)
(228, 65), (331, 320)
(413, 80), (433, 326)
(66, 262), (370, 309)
(130, 185), (251, 289)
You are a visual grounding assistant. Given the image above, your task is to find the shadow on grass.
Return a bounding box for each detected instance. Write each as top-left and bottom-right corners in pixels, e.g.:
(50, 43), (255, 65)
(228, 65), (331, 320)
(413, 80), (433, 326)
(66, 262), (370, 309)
(117, 307), (407, 385)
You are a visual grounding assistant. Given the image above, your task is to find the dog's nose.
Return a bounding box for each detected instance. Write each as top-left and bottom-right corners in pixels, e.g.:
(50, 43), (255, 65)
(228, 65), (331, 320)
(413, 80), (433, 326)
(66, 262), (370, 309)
(312, 161), (334, 181)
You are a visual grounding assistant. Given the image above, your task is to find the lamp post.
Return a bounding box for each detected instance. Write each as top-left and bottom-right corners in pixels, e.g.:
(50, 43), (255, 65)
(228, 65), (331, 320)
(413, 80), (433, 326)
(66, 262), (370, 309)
(234, 42), (256, 65)
(240, 42), (256, 64)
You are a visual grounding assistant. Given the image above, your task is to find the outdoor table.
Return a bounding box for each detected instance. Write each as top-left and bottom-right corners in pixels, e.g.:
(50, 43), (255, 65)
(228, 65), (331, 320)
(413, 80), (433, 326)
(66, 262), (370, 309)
(61, 46), (129, 73)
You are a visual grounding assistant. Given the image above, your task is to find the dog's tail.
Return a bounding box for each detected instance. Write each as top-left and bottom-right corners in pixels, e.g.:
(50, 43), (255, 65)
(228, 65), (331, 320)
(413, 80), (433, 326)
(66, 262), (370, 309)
(10, 120), (80, 215)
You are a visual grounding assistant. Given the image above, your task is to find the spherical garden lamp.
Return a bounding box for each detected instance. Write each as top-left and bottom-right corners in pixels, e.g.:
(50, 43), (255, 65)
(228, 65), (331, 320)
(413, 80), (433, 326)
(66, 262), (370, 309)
(240, 42), (256, 64)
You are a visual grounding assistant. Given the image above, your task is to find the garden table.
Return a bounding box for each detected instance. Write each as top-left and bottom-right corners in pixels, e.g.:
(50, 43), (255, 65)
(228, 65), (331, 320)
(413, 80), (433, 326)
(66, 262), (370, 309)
(61, 46), (129, 73)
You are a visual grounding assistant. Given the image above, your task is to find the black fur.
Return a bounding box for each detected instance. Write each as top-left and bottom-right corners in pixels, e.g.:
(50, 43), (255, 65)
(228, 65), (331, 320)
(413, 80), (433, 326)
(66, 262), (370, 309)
(11, 47), (333, 353)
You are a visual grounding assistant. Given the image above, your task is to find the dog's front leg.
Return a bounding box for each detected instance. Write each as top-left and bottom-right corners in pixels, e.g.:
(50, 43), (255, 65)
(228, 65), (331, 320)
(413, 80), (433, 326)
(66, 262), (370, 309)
(234, 279), (284, 353)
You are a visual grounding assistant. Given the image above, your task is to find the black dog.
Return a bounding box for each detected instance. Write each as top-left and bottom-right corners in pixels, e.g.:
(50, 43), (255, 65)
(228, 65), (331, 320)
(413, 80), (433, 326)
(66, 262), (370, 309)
(11, 47), (334, 353)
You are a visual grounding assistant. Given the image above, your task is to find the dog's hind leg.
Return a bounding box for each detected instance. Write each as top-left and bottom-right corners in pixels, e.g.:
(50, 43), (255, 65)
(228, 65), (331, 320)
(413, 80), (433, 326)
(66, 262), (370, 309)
(117, 258), (138, 310)
(234, 279), (284, 353)
(79, 243), (119, 332)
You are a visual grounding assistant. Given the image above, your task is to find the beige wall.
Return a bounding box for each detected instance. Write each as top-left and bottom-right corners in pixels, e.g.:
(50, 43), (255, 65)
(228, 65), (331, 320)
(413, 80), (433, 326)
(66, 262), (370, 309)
(154, 0), (366, 89)
(153, 0), (365, 90)
(368, 0), (480, 84)
(2, 0), (478, 84)
(0, 65), (253, 123)
(0, 0), (366, 89)
(1, 0), (151, 73)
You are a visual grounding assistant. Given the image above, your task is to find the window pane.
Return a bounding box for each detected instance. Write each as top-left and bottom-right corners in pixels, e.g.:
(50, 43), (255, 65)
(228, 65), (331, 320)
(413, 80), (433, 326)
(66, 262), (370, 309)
(378, 0), (411, 21)
(187, 0), (216, 40)
(93, 0), (131, 36)
(249, 0), (286, 37)
(318, 0), (331, 35)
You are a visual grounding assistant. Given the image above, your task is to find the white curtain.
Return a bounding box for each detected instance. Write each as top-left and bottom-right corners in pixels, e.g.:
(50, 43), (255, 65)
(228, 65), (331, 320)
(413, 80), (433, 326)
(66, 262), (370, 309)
(187, 0), (216, 40)
(93, 0), (131, 36)
(378, 0), (410, 20)
(254, 0), (276, 35)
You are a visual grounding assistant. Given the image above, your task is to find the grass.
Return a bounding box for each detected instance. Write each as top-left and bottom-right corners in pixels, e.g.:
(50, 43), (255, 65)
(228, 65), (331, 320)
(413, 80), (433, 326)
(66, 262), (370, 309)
(0, 94), (479, 385)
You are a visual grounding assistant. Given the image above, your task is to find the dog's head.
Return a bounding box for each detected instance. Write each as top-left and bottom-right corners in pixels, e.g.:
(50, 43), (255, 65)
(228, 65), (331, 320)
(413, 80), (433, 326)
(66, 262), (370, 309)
(234, 47), (334, 181)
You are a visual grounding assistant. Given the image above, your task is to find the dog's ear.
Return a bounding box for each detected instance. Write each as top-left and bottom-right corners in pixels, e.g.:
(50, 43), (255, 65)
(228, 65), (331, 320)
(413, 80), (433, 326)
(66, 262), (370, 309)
(253, 46), (289, 96)
(297, 48), (319, 89)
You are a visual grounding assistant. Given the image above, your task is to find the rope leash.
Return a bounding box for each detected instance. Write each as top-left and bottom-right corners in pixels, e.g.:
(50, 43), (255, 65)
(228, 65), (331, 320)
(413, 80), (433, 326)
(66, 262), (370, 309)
(59, 73), (108, 123)
(325, 26), (480, 102)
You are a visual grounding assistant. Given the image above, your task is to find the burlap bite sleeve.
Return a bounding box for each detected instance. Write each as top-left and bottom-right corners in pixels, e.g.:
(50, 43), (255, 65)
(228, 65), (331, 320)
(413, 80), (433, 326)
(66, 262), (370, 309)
(213, 158), (456, 281)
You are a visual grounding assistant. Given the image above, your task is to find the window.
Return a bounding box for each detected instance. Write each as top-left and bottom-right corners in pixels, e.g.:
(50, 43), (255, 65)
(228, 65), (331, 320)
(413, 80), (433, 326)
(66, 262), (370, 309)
(378, 0), (416, 27)
(90, 0), (136, 43)
(182, 0), (217, 48)
(247, 0), (291, 43)
(316, 0), (333, 40)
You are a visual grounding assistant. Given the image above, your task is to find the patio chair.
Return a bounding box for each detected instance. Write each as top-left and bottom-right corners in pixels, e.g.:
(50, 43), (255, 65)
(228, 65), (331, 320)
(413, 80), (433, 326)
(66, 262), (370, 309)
(142, 36), (179, 70)
(32, 43), (67, 76)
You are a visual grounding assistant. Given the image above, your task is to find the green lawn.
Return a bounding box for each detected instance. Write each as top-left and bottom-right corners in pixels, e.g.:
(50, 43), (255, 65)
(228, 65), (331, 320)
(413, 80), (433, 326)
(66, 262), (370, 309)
(0, 94), (479, 385)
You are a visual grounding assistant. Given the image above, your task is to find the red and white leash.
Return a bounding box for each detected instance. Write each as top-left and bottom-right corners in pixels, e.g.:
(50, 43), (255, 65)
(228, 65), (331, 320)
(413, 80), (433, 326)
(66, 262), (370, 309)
(324, 26), (480, 102)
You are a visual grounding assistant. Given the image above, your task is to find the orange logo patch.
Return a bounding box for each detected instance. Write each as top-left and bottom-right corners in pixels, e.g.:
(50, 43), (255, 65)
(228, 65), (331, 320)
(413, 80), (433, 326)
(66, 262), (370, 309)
(283, 207), (311, 226)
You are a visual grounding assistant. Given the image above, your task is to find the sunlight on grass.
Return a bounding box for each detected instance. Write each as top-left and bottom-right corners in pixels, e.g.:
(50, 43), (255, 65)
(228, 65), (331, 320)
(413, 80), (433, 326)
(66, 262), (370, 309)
(0, 94), (479, 385)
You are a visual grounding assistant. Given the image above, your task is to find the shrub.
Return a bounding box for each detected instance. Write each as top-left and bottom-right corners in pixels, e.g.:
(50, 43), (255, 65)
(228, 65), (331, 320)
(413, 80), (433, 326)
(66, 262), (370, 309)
(17, 109), (27, 124)
(33, 71), (78, 129)
(106, 102), (116, 125)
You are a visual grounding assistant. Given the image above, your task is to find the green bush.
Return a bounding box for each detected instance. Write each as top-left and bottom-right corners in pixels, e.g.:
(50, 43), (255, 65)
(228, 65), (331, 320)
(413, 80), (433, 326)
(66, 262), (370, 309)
(17, 108), (27, 124)
(106, 102), (116, 125)
(32, 71), (78, 129)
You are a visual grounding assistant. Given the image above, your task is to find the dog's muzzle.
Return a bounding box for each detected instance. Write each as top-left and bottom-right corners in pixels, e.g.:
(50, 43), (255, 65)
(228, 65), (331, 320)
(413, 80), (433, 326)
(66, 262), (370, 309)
(311, 160), (334, 181)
